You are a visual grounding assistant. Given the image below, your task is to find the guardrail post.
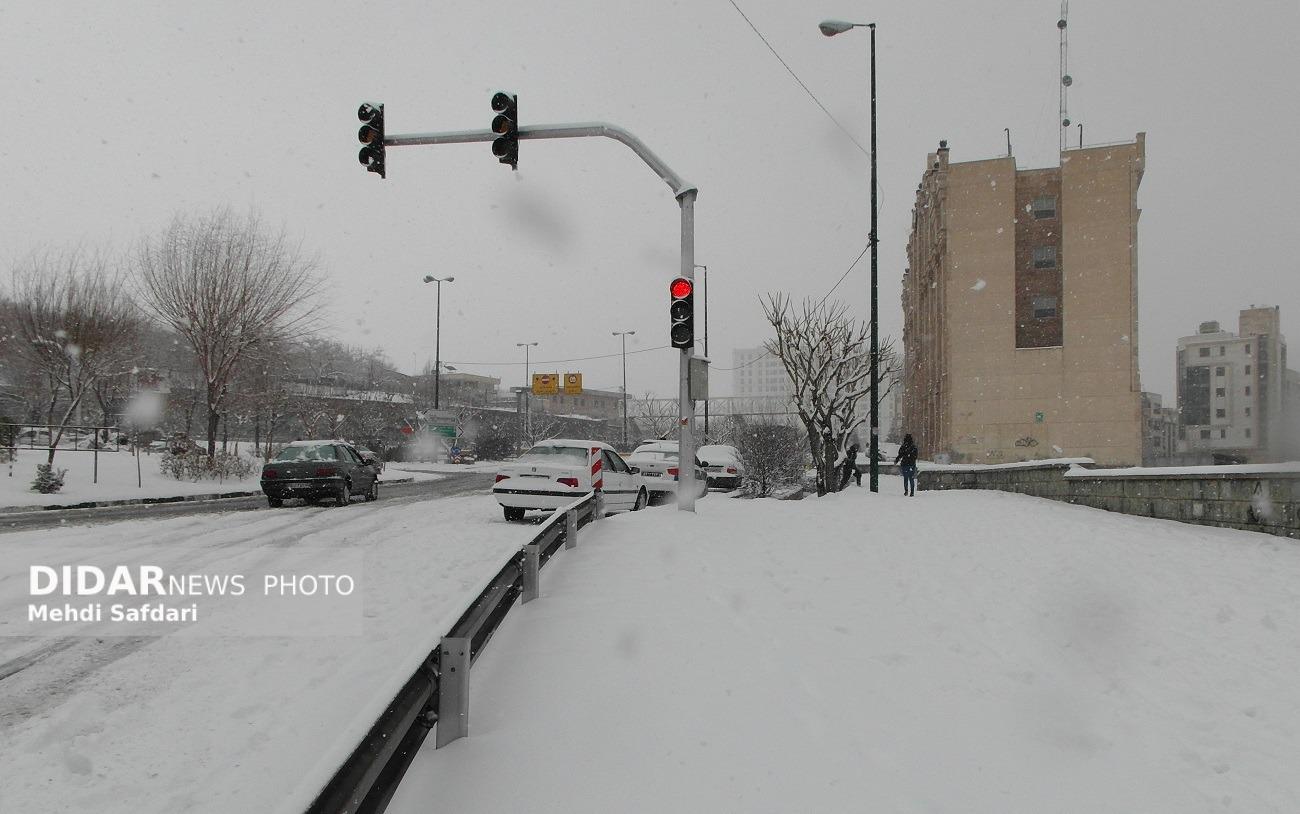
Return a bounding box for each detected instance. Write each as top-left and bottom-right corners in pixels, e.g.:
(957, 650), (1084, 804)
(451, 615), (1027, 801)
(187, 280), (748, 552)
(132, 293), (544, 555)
(565, 508), (578, 549)
(435, 637), (470, 748)
(594, 490), (606, 522)
(436, 637), (473, 743)
(522, 544), (541, 604)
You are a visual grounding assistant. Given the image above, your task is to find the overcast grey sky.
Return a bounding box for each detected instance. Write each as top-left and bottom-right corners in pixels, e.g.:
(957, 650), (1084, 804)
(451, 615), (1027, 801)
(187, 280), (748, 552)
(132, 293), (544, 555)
(2, 0), (1297, 401)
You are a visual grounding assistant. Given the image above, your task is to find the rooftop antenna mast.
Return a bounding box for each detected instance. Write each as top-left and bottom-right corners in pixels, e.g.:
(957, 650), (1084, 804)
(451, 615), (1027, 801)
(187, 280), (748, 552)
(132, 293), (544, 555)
(1058, 1), (1072, 153)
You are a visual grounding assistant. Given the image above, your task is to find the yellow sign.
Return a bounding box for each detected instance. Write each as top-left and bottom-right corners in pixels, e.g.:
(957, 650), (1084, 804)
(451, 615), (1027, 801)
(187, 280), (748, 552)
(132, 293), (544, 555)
(532, 373), (558, 396)
(562, 372), (582, 395)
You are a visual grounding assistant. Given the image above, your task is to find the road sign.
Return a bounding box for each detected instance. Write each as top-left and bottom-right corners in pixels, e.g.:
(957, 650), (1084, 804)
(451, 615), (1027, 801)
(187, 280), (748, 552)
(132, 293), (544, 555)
(532, 373), (558, 396)
(562, 372), (582, 395)
(450, 446), (461, 456)
(688, 357), (709, 401)
(434, 425), (456, 438)
(1034, 411), (1045, 423)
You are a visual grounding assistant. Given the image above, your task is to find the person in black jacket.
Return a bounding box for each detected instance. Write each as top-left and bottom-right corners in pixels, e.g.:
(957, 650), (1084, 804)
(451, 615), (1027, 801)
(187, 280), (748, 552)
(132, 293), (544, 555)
(839, 444), (861, 489)
(894, 434), (919, 496)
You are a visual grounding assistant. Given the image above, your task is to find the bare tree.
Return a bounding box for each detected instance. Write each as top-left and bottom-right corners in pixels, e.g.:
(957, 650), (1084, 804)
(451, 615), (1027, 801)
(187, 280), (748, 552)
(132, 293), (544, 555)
(732, 421), (808, 497)
(136, 210), (320, 458)
(630, 391), (677, 441)
(6, 251), (141, 464)
(762, 294), (898, 496)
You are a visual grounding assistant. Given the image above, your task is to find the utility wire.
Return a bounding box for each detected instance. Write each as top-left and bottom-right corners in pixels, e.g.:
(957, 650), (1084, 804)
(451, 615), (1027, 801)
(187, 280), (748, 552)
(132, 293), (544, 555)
(724, 0), (870, 158)
(444, 344), (671, 367)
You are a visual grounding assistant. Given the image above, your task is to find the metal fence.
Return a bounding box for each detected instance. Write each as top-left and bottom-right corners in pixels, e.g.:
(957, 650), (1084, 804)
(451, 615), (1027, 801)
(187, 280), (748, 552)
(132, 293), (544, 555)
(1, 423), (128, 453)
(304, 490), (605, 814)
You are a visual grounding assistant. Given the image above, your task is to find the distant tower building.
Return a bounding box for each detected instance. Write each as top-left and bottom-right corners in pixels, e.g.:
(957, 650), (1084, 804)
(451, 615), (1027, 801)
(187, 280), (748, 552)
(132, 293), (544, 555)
(1175, 306), (1294, 463)
(902, 135), (1146, 465)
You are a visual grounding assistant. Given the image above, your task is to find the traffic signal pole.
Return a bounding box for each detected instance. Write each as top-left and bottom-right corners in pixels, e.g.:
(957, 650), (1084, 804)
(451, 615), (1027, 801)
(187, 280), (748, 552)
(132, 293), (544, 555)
(378, 119), (700, 511)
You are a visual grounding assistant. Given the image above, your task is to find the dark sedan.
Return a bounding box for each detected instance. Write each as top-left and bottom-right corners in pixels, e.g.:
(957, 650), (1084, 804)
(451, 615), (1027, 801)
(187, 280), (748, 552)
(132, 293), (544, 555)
(260, 440), (380, 507)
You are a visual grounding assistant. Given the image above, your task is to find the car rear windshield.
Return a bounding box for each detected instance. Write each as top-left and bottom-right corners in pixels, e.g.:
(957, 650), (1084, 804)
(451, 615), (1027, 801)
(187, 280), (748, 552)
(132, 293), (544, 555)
(632, 451), (678, 462)
(520, 446), (588, 463)
(273, 444), (339, 462)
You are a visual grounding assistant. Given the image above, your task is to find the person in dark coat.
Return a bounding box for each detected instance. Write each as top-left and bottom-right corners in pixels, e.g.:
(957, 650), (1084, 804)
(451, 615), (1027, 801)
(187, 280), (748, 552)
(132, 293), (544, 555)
(839, 444), (861, 489)
(894, 434), (919, 496)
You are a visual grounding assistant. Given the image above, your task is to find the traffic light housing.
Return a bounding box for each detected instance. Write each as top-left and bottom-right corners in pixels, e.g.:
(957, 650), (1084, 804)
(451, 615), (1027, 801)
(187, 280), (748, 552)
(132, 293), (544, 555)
(490, 92), (518, 170)
(357, 102), (385, 179)
(669, 277), (694, 349)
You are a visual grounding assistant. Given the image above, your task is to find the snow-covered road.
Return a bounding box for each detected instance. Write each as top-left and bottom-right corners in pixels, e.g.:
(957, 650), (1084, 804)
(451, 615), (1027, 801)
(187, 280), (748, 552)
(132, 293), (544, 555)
(0, 489), (543, 814)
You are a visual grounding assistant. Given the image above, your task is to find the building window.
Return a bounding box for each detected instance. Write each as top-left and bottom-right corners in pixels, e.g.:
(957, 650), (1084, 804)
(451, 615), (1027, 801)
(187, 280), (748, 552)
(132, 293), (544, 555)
(1216, 367), (1225, 376)
(1198, 347), (1210, 357)
(1246, 428), (1252, 438)
(1246, 344), (1251, 354)
(1032, 296), (1058, 319)
(1219, 346), (1226, 356)
(1032, 246), (1057, 269)
(1200, 429), (1211, 439)
(1245, 365), (1252, 375)
(1220, 429), (1227, 439)
(1245, 407), (1251, 416)
(1215, 408), (1226, 418)
(1032, 196), (1057, 219)
(1215, 388), (1226, 397)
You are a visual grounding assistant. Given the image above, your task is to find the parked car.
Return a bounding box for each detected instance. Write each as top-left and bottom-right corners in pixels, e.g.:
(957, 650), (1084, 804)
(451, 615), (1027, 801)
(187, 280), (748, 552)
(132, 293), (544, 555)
(260, 440), (380, 508)
(697, 444), (745, 490)
(626, 440), (709, 504)
(492, 438), (647, 522)
(357, 447), (385, 474)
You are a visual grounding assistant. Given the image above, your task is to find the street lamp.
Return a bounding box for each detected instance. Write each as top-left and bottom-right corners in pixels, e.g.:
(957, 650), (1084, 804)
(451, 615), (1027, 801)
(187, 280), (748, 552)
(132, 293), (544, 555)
(422, 275), (455, 410)
(612, 330), (636, 448)
(516, 341), (538, 442)
(693, 263), (710, 440)
(819, 18), (880, 493)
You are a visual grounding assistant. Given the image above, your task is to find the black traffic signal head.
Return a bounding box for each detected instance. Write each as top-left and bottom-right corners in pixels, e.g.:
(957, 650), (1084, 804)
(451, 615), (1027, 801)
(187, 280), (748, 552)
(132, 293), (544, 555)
(357, 102), (386, 179)
(490, 92), (518, 170)
(669, 277), (695, 349)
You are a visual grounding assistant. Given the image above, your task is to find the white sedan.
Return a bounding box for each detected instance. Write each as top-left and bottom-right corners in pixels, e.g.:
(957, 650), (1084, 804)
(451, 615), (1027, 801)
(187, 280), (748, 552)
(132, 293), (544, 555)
(492, 439), (648, 522)
(625, 441), (708, 504)
(697, 444), (745, 490)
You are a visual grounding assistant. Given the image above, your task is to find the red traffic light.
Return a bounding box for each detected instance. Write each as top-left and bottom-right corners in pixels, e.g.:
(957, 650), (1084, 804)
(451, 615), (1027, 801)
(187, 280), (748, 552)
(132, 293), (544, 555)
(670, 278), (693, 299)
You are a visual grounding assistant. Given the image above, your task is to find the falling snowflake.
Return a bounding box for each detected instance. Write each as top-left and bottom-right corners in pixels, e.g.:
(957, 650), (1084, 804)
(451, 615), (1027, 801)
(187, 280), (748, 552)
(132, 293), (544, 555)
(970, 279), (986, 291)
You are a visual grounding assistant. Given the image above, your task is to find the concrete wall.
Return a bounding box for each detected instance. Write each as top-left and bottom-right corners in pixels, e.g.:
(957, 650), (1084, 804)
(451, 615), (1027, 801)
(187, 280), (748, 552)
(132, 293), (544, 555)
(919, 461), (1299, 539)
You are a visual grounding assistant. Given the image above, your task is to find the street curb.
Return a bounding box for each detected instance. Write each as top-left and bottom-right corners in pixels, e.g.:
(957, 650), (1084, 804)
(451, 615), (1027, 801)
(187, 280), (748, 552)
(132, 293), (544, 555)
(0, 476), (415, 515)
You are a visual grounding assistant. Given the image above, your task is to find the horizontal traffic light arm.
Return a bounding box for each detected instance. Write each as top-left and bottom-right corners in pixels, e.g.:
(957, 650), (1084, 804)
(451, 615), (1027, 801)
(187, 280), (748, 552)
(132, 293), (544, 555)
(380, 121), (697, 199)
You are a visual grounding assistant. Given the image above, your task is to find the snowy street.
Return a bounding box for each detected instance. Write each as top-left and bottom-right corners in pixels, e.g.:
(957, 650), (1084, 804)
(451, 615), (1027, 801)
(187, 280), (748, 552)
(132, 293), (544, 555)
(0, 483), (546, 814)
(389, 479), (1300, 814)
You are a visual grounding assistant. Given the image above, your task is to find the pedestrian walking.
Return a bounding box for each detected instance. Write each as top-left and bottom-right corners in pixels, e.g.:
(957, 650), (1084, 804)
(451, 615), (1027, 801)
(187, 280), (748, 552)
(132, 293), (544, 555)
(895, 434), (919, 497)
(839, 444), (861, 489)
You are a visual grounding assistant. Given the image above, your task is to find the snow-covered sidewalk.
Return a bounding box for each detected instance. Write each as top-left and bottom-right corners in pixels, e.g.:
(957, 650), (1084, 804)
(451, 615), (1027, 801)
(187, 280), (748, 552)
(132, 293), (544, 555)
(390, 479), (1300, 813)
(0, 449), (437, 511)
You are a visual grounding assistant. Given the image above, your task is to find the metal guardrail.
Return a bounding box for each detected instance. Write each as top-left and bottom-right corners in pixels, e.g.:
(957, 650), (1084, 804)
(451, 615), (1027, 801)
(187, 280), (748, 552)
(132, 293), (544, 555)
(305, 491), (604, 814)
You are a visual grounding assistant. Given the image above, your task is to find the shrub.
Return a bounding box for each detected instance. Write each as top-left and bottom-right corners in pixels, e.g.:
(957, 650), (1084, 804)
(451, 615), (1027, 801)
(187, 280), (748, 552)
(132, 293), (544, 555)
(31, 463), (68, 494)
(160, 450), (254, 481)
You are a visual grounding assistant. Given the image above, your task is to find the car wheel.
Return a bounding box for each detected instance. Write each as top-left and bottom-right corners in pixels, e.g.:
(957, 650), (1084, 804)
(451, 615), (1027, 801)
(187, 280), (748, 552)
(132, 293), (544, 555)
(632, 488), (647, 511)
(267, 497), (283, 508)
(367, 480), (379, 502)
(503, 506), (525, 522)
(335, 481), (350, 507)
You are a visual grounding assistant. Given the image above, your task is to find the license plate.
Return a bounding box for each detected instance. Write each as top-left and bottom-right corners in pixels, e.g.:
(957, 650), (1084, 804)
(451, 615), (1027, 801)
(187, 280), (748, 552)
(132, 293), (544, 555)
(642, 472), (661, 477)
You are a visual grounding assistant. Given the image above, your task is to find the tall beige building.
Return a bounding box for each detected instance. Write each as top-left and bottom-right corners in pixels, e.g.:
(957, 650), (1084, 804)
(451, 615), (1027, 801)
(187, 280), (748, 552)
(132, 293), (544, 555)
(902, 135), (1146, 465)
